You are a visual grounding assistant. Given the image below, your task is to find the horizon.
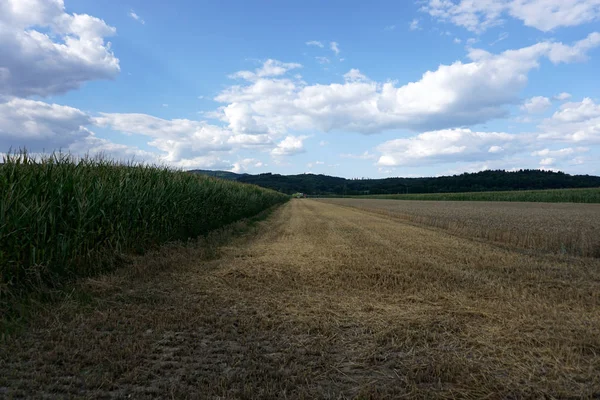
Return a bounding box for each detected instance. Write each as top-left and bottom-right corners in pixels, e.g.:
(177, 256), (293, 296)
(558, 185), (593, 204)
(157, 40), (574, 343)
(192, 167), (600, 181)
(1, 1), (600, 179)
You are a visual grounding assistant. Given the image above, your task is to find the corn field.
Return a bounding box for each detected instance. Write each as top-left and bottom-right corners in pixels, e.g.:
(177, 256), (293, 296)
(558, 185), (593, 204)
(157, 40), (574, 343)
(0, 152), (288, 305)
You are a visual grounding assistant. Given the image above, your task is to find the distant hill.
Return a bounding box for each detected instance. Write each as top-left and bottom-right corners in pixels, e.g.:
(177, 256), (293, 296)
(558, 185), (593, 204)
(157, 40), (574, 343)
(189, 169), (600, 195)
(189, 169), (246, 180)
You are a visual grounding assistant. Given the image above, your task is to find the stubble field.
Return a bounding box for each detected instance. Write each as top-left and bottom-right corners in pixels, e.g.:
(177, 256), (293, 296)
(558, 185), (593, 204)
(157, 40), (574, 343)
(2, 199), (600, 398)
(317, 198), (600, 257)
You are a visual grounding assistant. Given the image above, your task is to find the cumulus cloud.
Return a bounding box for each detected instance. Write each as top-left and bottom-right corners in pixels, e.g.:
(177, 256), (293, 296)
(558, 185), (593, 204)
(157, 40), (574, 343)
(231, 158), (264, 173)
(521, 96), (551, 113)
(69, 135), (158, 164)
(343, 69), (369, 82)
(554, 92), (572, 101)
(3, 104), (281, 169)
(538, 98), (600, 142)
(539, 157), (555, 166)
(0, 0), (120, 97)
(376, 128), (518, 166)
(271, 135), (307, 156)
(229, 59), (302, 81)
(94, 112), (277, 165)
(0, 97), (161, 165)
(213, 34), (600, 135)
(422, 0), (600, 33)
(0, 97), (92, 151)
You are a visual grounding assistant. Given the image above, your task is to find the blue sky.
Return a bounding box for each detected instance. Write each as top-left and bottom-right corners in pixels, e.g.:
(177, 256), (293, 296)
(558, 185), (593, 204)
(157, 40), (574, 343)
(1, 0), (600, 178)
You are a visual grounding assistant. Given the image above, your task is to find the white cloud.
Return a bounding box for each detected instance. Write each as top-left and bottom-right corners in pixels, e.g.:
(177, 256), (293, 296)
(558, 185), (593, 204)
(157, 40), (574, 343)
(306, 40), (324, 47)
(531, 147), (589, 157)
(0, 97), (161, 165)
(330, 41), (340, 55)
(129, 10), (145, 24)
(538, 98), (600, 142)
(0, 0), (120, 97)
(539, 157), (555, 166)
(306, 161), (325, 168)
(509, 0), (600, 31)
(343, 69), (369, 82)
(550, 98), (600, 123)
(340, 151), (377, 160)
(319, 140), (328, 146)
(376, 128), (518, 166)
(409, 18), (421, 30)
(231, 158), (263, 173)
(385, 25), (397, 31)
(521, 96), (551, 113)
(229, 59), (302, 81)
(213, 35), (600, 135)
(92, 112), (276, 169)
(316, 56), (330, 64)
(69, 135), (158, 164)
(271, 135), (307, 156)
(544, 32), (600, 63)
(554, 92), (572, 101)
(0, 97), (91, 151)
(454, 38), (462, 44)
(422, 0), (600, 33)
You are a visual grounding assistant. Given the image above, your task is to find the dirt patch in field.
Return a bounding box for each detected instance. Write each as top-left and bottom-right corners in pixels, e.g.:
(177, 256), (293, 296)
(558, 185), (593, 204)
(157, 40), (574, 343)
(2, 200), (600, 398)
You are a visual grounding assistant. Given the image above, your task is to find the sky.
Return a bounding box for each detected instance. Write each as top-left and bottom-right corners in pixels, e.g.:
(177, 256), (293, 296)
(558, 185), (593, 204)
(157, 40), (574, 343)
(1, 0), (600, 178)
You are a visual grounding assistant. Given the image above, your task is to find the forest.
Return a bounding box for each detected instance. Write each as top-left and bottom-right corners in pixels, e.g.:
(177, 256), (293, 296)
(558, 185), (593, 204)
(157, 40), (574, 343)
(190, 169), (600, 195)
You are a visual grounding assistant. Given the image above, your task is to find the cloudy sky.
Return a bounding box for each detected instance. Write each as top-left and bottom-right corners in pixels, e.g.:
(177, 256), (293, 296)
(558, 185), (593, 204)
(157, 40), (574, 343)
(1, 0), (600, 178)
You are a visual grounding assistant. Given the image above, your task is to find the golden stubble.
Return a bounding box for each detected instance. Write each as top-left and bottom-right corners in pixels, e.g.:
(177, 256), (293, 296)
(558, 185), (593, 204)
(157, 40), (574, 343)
(318, 198), (600, 257)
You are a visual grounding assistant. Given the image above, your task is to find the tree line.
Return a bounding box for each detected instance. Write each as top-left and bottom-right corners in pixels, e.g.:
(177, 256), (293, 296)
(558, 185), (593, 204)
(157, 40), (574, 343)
(190, 169), (600, 196)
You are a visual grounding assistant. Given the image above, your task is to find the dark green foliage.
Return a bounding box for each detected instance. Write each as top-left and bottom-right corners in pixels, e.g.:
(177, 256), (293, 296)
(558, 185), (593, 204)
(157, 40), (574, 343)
(0, 152), (288, 303)
(191, 169), (600, 197)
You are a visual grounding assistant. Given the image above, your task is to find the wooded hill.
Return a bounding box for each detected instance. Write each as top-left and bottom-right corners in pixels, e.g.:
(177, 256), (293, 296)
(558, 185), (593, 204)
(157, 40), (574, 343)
(190, 169), (600, 196)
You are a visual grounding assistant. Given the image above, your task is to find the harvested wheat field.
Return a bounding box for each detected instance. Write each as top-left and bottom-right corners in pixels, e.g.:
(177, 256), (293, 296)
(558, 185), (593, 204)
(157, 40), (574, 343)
(318, 198), (600, 257)
(2, 199), (600, 398)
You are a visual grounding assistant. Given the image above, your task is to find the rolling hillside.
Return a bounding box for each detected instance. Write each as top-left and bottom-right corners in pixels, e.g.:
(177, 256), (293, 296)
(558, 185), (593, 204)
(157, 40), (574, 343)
(190, 169), (600, 196)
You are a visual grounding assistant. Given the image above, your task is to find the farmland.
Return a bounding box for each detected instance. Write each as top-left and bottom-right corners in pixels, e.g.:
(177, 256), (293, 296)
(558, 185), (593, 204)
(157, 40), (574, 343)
(336, 187), (600, 203)
(0, 153), (288, 315)
(318, 198), (600, 257)
(2, 199), (599, 398)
